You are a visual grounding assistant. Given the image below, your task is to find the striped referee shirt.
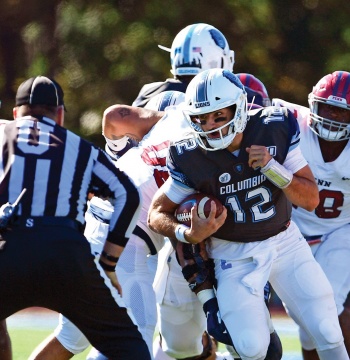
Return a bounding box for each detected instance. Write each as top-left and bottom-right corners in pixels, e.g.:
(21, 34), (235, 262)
(0, 115), (140, 246)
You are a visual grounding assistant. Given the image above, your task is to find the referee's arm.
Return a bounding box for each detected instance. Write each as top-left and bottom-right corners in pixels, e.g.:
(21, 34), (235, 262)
(91, 149), (141, 289)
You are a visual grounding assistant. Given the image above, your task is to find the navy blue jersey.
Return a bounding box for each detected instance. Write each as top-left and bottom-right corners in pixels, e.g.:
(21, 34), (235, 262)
(167, 107), (301, 243)
(132, 78), (188, 108)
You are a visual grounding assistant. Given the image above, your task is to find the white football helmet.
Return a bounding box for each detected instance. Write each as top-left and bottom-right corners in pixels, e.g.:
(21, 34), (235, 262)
(182, 69), (248, 151)
(159, 23), (235, 77)
(308, 71), (350, 141)
(145, 90), (185, 111)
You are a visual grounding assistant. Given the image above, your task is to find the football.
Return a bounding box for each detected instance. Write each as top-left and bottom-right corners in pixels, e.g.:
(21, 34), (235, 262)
(175, 193), (224, 227)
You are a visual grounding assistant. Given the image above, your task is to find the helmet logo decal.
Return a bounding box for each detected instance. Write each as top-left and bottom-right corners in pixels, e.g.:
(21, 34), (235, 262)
(209, 29), (226, 50)
(328, 95), (346, 104)
(222, 71), (244, 90)
(195, 101), (210, 108)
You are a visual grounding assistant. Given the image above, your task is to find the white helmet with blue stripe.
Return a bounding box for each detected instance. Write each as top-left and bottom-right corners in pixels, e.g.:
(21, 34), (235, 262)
(183, 69), (248, 151)
(159, 23), (235, 77)
(145, 90), (185, 111)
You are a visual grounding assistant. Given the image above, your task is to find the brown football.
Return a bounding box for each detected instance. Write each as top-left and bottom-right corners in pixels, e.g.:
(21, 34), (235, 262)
(174, 193), (224, 227)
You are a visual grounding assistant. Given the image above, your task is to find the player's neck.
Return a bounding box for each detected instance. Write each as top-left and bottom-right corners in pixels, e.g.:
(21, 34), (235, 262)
(318, 137), (348, 162)
(227, 133), (243, 153)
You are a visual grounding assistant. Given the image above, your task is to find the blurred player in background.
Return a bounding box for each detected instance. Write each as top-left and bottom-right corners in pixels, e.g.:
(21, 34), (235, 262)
(272, 70), (350, 360)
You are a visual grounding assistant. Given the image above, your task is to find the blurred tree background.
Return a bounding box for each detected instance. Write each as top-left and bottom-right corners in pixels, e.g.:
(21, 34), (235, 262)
(0, 0), (350, 147)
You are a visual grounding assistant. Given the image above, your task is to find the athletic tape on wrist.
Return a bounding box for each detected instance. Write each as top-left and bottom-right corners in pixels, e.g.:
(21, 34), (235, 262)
(175, 224), (190, 243)
(197, 289), (216, 305)
(260, 158), (293, 189)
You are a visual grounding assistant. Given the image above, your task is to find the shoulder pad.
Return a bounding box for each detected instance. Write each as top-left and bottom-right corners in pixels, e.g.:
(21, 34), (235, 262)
(261, 106), (288, 124)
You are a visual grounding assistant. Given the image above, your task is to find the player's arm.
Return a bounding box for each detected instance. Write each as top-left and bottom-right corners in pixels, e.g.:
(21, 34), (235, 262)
(147, 179), (227, 245)
(247, 145), (319, 211)
(280, 164), (319, 211)
(103, 104), (163, 141)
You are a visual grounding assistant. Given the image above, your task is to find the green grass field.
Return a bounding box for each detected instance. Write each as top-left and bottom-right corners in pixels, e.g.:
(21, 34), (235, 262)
(8, 329), (302, 359)
(8, 328), (92, 359)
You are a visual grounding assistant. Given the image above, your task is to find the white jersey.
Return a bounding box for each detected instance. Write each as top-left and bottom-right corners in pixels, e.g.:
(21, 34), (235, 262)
(116, 106), (192, 251)
(273, 98), (350, 236)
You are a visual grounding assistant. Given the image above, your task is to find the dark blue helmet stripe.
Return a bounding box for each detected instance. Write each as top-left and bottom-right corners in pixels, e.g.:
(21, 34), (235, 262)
(183, 24), (197, 65)
(159, 92), (173, 110)
(333, 71), (343, 96)
(333, 70), (350, 99)
(196, 71), (210, 103)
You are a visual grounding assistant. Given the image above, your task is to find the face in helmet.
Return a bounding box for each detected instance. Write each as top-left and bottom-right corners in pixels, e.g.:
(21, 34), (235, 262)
(308, 71), (350, 141)
(236, 73), (271, 107)
(159, 23), (235, 78)
(182, 69), (248, 151)
(145, 90), (185, 111)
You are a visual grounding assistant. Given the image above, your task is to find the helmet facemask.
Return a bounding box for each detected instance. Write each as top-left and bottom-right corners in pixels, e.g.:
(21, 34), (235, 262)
(308, 95), (350, 141)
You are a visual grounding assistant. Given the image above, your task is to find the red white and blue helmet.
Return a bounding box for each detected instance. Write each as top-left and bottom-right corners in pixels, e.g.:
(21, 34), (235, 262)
(159, 23), (235, 77)
(308, 71), (350, 141)
(182, 69), (248, 151)
(236, 73), (271, 107)
(145, 90), (185, 111)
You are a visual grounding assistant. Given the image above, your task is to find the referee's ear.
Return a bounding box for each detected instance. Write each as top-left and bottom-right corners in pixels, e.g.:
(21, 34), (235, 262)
(56, 105), (64, 127)
(13, 106), (19, 119)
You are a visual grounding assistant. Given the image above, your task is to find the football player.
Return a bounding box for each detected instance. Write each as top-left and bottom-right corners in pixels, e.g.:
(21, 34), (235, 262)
(272, 70), (350, 359)
(147, 68), (348, 360)
(236, 73), (271, 108)
(132, 23), (234, 108)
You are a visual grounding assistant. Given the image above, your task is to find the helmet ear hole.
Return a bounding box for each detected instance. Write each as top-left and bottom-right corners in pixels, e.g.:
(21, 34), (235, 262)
(215, 97), (221, 101)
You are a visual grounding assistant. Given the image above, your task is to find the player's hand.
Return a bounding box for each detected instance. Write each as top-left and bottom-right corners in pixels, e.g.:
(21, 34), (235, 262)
(246, 145), (272, 169)
(104, 270), (122, 296)
(187, 202), (227, 244)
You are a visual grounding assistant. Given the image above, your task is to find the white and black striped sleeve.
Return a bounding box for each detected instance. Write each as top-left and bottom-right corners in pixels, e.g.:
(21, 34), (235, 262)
(91, 149), (141, 247)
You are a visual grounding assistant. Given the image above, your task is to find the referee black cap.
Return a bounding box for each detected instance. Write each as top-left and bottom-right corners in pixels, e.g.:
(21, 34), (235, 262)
(15, 76), (65, 108)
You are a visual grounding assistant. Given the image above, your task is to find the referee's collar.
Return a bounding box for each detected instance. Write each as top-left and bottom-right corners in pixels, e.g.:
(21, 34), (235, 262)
(16, 115), (57, 126)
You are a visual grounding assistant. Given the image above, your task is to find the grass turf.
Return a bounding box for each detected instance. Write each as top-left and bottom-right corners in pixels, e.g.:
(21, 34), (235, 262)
(8, 328), (301, 359)
(8, 328), (92, 360)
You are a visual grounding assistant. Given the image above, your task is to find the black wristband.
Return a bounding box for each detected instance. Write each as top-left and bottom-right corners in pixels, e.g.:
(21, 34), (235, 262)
(99, 258), (116, 272)
(101, 250), (119, 263)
